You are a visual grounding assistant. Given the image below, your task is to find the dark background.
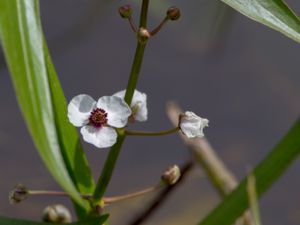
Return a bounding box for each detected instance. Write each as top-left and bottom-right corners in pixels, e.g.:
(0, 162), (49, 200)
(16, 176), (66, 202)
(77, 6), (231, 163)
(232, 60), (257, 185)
(1, 0), (300, 224)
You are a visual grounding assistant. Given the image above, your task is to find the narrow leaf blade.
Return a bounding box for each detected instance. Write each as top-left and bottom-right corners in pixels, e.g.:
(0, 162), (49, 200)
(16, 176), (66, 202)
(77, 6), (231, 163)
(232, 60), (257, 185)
(221, 0), (300, 43)
(199, 118), (300, 225)
(0, 0), (92, 208)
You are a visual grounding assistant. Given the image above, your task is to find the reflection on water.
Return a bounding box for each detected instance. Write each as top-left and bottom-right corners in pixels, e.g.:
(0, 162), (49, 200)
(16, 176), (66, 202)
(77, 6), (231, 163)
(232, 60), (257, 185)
(0, 0), (300, 224)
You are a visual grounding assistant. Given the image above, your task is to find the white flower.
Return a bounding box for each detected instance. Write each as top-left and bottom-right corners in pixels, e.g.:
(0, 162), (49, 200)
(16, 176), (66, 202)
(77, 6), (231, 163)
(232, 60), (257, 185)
(68, 94), (131, 148)
(113, 89), (148, 122)
(179, 111), (209, 138)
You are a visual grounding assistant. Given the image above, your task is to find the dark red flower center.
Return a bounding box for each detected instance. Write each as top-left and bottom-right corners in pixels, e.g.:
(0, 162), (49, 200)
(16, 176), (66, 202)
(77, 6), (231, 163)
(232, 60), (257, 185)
(89, 108), (108, 128)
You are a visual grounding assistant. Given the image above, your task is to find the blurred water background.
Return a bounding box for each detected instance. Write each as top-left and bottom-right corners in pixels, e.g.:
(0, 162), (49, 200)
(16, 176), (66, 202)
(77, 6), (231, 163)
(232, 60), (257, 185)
(1, 0), (300, 224)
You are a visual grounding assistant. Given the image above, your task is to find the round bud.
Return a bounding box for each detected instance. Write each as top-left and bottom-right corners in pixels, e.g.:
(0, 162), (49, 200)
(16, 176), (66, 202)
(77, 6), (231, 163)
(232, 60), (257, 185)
(161, 165), (181, 185)
(118, 5), (133, 19)
(9, 184), (28, 204)
(137, 28), (151, 43)
(42, 204), (72, 223)
(166, 6), (181, 21)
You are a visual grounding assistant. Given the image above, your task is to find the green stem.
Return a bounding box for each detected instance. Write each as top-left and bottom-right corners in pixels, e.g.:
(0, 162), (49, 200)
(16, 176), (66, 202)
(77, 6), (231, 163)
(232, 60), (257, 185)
(139, 0), (149, 28)
(124, 43), (147, 104)
(125, 127), (179, 136)
(92, 0), (150, 207)
(92, 134), (126, 204)
(124, 0), (149, 105)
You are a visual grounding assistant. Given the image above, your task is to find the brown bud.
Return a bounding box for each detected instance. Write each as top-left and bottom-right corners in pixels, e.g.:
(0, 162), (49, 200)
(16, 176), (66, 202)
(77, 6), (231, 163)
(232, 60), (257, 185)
(161, 165), (181, 185)
(42, 204), (72, 224)
(9, 184), (28, 204)
(118, 5), (133, 19)
(166, 6), (181, 21)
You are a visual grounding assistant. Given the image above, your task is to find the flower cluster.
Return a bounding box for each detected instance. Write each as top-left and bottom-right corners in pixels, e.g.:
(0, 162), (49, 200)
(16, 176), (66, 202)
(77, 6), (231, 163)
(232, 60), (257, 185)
(68, 89), (208, 148)
(68, 90), (146, 148)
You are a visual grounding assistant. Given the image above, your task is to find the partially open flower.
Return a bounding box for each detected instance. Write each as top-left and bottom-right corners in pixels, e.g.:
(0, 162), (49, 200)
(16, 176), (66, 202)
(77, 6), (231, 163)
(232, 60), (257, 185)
(179, 111), (209, 138)
(113, 89), (148, 122)
(68, 95), (131, 148)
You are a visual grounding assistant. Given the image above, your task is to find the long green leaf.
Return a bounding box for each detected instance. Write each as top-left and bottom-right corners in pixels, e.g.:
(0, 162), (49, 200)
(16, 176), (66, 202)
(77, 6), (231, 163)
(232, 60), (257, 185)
(43, 44), (95, 217)
(0, 214), (108, 225)
(221, 0), (300, 43)
(199, 118), (300, 225)
(44, 43), (95, 217)
(0, 0), (94, 210)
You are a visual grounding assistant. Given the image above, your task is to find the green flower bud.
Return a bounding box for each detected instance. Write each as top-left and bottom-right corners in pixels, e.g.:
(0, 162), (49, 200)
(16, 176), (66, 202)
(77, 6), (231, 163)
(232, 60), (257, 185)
(161, 165), (181, 185)
(166, 6), (181, 21)
(42, 204), (72, 224)
(119, 5), (133, 19)
(9, 184), (28, 204)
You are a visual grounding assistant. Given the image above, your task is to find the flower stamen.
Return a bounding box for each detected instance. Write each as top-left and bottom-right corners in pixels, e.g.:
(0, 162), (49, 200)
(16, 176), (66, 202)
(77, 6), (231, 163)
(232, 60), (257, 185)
(89, 108), (108, 128)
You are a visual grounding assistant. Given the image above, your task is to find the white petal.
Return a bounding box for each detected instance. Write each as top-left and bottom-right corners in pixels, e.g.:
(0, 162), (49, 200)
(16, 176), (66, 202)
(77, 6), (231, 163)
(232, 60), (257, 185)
(180, 111), (209, 138)
(97, 96), (131, 128)
(68, 94), (96, 127)
(80, 125), (117, 148)
(112, 90), (126, 99)
(113, 89), (148, 122)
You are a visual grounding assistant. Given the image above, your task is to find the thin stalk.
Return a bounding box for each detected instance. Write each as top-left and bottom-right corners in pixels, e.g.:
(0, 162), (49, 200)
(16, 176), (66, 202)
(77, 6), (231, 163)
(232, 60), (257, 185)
(150, 18), (169, 36)
(28, 190), (92, 200)
(125, 127), (179, 136)
(92, 0), (150, 207)
(128, 16), (137, 33)
(129, 161), (194, 225)
(27, 184), (162, 205)
(104, 184), (162, 204)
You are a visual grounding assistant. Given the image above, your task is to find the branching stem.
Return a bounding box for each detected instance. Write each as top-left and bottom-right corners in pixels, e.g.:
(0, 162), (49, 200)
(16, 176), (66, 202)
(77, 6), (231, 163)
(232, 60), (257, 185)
(92, 0), (150, 208)
(28, 184), (162, 205)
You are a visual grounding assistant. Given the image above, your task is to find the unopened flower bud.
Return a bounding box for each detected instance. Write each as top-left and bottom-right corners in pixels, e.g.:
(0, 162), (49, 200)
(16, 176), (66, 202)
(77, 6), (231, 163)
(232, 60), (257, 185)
(119, 5), (133, 19)
(161, 165), (181, 185)
(9, 184), (28, 204)
(137, 28), (151, 43)
(42, 204), (72, 224)
(166, 6), (181, 21)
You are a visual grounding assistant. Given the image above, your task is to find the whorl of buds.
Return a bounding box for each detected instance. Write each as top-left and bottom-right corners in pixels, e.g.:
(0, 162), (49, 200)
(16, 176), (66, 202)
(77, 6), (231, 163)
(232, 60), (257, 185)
(166, 6), (181, 21)
(9, 184), (28, 204)
(42, 204), (72, 224)
(161, 165), (181, 185)
(118, 5), (133, 19)
(137, 28), (151, 43)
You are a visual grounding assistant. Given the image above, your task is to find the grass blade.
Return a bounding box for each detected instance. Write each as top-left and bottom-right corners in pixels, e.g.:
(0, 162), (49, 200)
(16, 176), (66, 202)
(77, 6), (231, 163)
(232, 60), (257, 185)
(199, 118), (300, 225)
